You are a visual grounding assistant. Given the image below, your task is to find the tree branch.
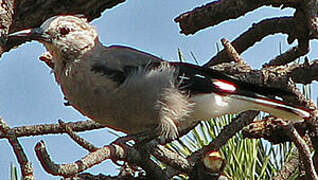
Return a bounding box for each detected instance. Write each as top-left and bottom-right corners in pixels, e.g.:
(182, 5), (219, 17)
(285, 125), (318, 180)
(264, 39), (310, 67)
(0, 118), (34, 180)
(35, 139), (168, 179)
(303, 0), (318, 39)
(242, 116), (294, 144)
(0, 120), (104, 139)
(35, 141), (126, 177)
(287, 58), (318, 84)
(175, 0), (301, 35)
(0, 0), (15, 55)
(203, 17), (304, 67)
(147, 141), (191, 174)
(220, 38), (245, 64)
(58, 120), (99, 152)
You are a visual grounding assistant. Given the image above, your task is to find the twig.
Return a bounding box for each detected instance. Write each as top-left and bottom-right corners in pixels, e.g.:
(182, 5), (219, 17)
(77, 173), (138, 179)
(35, 139), (168, 179)
(285, 125), (318, 180)
(0, 118), (34, 180)
(221, 38), (244, 64)
(0, 120), (104, 139)
(35, 140), (126, 177)
(58, 120), (98, 152)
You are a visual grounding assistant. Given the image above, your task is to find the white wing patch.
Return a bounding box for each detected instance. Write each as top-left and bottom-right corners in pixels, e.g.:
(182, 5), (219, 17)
(194, 74), (206, 79)
(213, 80), (237, 92)
(179, 75), (190, 80)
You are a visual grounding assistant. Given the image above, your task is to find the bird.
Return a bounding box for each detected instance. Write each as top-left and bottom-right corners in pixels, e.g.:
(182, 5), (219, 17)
(9, 15), (312, 142)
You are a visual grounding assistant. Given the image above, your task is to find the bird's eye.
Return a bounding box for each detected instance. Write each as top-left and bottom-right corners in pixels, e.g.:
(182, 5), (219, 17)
(60, 27), (70, 35)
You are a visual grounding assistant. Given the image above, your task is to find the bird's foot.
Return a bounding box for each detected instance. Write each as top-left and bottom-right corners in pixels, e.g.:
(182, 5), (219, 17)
(112, 135), (137, 147)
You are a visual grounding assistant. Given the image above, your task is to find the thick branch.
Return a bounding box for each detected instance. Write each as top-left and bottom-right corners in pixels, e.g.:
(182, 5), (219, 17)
(175, 0), (300, 35)
(0, 0), (15, 55)
(303, 0), (318, 38)
(264, 39), (310, 67)
(204, 17), (299, 67)
(242, 116), (293, 144)
(287, 59), (318, 84)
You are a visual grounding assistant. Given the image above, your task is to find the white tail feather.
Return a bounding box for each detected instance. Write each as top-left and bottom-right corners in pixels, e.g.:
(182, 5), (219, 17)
(231, 95), (310, 122)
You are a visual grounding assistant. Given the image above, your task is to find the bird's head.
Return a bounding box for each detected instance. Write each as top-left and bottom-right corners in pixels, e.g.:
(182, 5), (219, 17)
(10, 15), (98, 61)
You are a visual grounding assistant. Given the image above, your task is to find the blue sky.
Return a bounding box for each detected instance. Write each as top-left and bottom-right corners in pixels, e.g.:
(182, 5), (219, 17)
(0, 1), (317, 179)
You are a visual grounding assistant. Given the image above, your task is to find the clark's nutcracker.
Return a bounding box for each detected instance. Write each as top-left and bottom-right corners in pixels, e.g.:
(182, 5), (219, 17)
(9, 15), (311, 141)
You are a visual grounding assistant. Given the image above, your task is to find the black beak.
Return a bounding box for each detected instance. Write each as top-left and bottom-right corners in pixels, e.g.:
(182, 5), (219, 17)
(9, 27), (51, 42)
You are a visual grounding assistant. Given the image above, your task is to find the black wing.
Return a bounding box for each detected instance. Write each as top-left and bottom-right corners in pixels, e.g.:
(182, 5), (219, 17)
(172, 62), (294, 98)
(91, 63), (136, 84)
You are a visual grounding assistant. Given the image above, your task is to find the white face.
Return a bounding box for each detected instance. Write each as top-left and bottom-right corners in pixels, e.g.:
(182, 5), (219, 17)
(40, 15), (98, 61)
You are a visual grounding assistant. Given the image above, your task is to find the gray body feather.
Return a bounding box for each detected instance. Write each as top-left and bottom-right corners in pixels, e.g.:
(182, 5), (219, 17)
(54, 43), (193, 139)
(10, 15), (311, 141)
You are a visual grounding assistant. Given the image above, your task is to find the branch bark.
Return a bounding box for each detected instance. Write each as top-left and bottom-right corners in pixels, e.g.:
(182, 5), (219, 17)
(35, 141), (126, 178)
(0, 120), (104, 138)
(35, 140), (169, 179)
(0, 0), (15, 55)
(175, 0), (301, 35)
(0, 118), (34, 180)
(58, 120), (99, 152)
(285, 125), (318, 180)
(203, 17), (307, 67)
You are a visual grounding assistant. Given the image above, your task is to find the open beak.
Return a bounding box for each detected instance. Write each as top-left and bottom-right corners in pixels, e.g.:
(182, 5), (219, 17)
(9, 27), (51, 42)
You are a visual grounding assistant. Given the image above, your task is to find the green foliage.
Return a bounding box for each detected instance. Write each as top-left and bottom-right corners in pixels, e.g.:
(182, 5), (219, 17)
(10, 162), (19, 180)
(168, 115), (298, 179)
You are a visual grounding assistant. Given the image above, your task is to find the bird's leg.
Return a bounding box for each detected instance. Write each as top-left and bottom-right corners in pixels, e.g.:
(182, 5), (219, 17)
(111, 134), (137, 147)
(128, 128), (176, 147)
(39, 51), (54, 69)
(111, 129), (159, 148)
(134, 133), (158, 149)
(110, 130), (159, 176)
